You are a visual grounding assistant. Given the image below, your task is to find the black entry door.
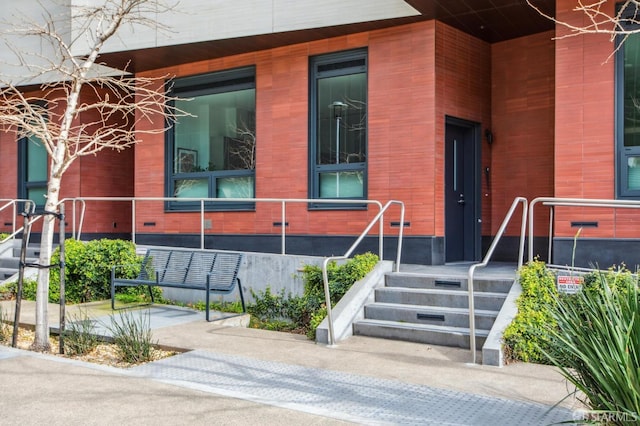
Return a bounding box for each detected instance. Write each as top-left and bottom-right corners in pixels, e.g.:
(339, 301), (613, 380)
(445, 119), (479, 262)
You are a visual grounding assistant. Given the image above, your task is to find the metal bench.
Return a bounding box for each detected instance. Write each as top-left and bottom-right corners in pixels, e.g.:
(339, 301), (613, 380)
(110, 248), (245, 321)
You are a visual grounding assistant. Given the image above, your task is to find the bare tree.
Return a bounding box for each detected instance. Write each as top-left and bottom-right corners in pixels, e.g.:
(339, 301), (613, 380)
(528, 0), (640, 40)
(0, 0), (184, 351)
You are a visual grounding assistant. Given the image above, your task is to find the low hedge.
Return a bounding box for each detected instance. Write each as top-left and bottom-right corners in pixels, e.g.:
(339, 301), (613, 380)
(504, 260), (637, 365)
(6, 239), (146, 304)
(248, 252), (379, 339)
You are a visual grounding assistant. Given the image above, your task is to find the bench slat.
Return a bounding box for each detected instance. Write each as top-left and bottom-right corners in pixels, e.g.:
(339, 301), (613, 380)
(111, 248), (245, 321)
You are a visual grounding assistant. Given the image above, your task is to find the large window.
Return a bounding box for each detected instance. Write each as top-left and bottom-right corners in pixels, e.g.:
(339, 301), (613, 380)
(166, 67), (256, 210)
(18, 134), (48, 208)
(309, 49), (367, 204)
(617, 7), (640, 198)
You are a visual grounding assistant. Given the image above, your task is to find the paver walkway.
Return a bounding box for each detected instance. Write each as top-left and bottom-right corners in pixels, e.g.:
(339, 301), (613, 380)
(128, 349), (573, 425)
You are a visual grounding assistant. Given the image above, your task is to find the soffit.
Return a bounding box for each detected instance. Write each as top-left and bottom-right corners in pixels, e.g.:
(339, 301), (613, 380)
(99, 0), (555, 73)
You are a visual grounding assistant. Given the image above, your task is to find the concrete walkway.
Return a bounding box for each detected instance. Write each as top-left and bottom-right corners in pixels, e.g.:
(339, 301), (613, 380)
(0, 301), (582, 425)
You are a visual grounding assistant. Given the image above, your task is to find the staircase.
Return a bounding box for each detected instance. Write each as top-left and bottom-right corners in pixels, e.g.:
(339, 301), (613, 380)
(352, 265), (515, 350)
(0, 239), (41, 283)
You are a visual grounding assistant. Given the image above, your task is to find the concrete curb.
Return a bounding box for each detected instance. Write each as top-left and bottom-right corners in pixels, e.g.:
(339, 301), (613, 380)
(482, 277), (521, 367)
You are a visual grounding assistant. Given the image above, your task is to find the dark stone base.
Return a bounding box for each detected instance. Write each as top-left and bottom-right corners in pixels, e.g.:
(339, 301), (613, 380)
(135, 233), (446, 265)
(481, 235), (550, 263)
(552, 238), (640, 269)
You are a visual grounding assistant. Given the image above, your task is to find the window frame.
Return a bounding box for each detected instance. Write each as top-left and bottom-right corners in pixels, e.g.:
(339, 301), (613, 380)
(165, 67), (257, 212)
(616, 3), (640, 198)
(308, 49), (368, 209)
(17, 103), (48, 210)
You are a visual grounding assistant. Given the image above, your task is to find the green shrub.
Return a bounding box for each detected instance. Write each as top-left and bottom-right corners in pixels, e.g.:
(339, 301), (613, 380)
(306, 306), (327, 340)
(503, 259), (558, 364)
(5, 279), (41, 302)
(0, 305), (10, 343)
(50, 239), (143, 304)
(544, 274), (640, 422)
(247, 252), (379, 339)
(108, 310), (156, 364)
(0, 233), (9, 242)
(63, 310), (99, 356)
(302, 252), (379, 307)
(583, 264), (635, 295)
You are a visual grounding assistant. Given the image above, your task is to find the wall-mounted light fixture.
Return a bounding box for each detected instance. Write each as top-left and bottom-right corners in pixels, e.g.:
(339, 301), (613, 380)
(485, 129), (493, 145)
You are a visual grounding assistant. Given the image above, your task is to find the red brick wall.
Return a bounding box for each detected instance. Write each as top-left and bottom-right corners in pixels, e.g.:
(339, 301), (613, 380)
(135, 22), (444, 238)
(0, 128), (19, 233)
(435, 22), (492, 237)
(491, 31), (555, 236)
(554, 0), (618, 238)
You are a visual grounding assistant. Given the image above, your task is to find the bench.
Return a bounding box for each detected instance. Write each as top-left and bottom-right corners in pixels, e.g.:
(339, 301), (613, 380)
(110, 248), (245, 322)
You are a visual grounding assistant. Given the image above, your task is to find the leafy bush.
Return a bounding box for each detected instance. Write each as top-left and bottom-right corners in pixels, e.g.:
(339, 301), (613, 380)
(503, 259), (558, 364)
(63, 310), (99, 356)
(5, 279), (40, 302)
(247, 286), (309, 331)
(583, 264), (635, 295)
(50, 239), (143, 304)
(247, 252), (379, 339)
(0, 233), (9, 242)
(302, 252), (379, 307)
(544, 273), (640, 422)
(108, 310), (156, 364)
(0, 305), (10, 343)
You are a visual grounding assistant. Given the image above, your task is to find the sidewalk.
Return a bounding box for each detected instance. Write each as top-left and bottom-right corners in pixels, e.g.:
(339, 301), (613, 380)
(0, 301), (581, 425)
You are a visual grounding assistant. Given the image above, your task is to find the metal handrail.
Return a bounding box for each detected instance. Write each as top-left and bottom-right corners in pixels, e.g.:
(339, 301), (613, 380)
(0, 199), (36, 243)
(321, 200), (405, 346)
(467, 197), (528, 364)
(528, 197), (640, 265)
(60, 196), (385, 255)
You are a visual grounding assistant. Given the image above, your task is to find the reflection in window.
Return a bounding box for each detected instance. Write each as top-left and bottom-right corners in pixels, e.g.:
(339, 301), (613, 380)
(167, 67), (256, 209)
(310, 49), (367, 201)
(19, 134), (48, 207)
(619, 23), (640, 197)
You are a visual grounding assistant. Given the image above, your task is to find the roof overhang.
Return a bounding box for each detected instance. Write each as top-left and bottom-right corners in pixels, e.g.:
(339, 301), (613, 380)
(99, 0), (556, 73)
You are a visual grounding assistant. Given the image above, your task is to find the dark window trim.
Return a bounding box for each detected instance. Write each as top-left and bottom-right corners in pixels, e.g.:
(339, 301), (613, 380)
(18, 102), (48, 210)
(616, 2), (640, 199)
(165, 67), (256, 212)
(308, 48), (368, 210)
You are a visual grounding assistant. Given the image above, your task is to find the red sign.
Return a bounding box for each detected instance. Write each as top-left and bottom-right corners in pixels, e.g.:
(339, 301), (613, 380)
(557, 275), (584, 294)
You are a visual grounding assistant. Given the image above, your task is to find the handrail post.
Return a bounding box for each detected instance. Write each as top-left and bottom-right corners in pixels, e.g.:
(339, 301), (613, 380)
(71, 200), (76, 239)
(395, 203), (405, 273)
(322, 257), (336, 346)
(281, 201), (286, 255)
(547, 206), (554, 264)
(11, 200), (16, 237)
(378, 211), (384, 260)
(320, 200), (405, 346)
(201, 200), (205, 250)
(528, 198), (538, 262)
(131, 200), (136, 245)
(468, 264), (478, 364)
(468, 197), (527, 364)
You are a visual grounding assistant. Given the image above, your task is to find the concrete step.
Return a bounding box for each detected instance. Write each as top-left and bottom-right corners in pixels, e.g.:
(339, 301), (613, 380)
(374, 287), (507, 311)
(0, 257), (37, 270)
(385, 273), (513, 293)
(364, 302), (498, 330)
(353, 319), (489, 349)
(0, 268), (16, 281)
(12, 246), (41, 259)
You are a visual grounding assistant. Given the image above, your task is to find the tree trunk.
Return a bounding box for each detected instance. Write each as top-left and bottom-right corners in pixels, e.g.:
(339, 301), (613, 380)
(31, 173), (61, 352)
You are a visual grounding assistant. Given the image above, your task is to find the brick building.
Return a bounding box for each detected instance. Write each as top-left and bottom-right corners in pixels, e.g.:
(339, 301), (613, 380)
(0, 0), (636, 267)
